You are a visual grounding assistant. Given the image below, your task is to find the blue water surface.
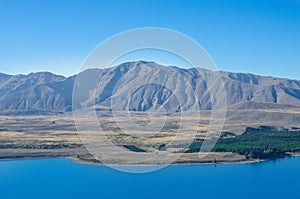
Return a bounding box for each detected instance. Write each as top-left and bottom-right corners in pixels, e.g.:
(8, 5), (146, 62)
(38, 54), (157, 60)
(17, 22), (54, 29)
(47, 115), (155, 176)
(0, 157), (300, 199)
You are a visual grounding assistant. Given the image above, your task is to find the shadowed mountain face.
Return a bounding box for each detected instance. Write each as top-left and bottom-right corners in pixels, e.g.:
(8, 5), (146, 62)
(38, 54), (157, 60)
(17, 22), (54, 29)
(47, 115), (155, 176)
(1, 61), (300, 114)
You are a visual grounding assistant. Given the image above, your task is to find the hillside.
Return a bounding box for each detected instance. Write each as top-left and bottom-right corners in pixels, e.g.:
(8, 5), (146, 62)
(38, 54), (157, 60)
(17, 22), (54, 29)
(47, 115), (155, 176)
(1, 61), (300, 114)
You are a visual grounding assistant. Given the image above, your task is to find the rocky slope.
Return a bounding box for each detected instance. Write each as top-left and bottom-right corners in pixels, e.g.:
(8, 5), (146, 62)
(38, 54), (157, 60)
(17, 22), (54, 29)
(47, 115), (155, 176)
(1, 61), (300, 114)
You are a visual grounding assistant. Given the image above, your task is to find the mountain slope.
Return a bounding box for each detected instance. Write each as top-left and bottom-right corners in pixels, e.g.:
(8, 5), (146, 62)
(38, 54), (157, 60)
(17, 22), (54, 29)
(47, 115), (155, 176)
(1, 61), (300, 114)
(0, 72), (70, 112)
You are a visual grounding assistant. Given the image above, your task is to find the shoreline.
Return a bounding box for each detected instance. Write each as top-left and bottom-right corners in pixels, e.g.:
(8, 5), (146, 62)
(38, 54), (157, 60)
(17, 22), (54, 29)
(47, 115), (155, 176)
(0, 156), (260, 166)
(2, 153), (299, 167)
(73, 157), (260, 167)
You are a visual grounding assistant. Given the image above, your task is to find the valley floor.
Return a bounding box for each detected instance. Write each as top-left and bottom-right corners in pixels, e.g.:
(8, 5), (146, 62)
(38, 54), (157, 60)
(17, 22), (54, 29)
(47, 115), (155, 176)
(0, 108), (300, 165)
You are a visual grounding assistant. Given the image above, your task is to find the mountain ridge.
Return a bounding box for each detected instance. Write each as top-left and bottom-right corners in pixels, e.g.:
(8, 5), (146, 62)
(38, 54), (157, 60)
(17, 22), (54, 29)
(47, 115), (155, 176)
(2, 61), (298, 81)
(1, 61), (300, 114)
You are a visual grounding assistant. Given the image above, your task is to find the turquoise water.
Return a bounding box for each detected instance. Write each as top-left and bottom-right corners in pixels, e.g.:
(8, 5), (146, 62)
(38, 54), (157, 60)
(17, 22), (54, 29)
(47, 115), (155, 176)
(0, 157), (300, 199)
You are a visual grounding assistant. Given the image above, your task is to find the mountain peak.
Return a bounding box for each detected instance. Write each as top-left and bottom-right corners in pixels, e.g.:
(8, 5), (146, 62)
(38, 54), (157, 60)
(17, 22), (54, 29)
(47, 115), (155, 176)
(0, 61), (300, 114)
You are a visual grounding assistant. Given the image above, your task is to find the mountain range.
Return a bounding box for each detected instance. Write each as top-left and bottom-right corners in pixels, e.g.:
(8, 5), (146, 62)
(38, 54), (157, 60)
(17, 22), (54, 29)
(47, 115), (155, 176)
(1, 61), (300, 114)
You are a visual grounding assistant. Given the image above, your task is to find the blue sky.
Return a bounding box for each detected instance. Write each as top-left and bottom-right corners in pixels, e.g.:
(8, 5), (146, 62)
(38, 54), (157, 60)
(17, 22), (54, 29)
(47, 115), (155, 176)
(0, 0), (300, 79)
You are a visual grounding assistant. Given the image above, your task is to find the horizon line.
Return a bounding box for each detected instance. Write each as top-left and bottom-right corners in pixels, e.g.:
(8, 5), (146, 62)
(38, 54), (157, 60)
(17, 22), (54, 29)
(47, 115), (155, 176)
(0, 60), (299, 81)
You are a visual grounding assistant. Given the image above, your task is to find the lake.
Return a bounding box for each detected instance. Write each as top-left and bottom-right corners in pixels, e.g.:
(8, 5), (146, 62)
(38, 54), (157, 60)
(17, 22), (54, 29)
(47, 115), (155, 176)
(0, 157), (300, 199)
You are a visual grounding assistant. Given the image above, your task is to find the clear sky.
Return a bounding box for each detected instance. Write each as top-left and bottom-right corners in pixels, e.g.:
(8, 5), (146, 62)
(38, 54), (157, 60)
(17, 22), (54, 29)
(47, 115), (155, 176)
(0, 0), (300, 79)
